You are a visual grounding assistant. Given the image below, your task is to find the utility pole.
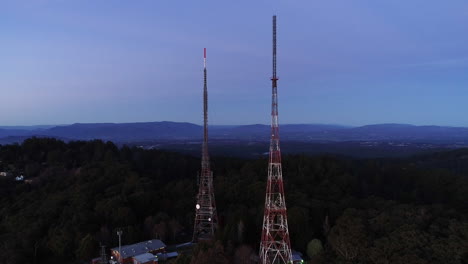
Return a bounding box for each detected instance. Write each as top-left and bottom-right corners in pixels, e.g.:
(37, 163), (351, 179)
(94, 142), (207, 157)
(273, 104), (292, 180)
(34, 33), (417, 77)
(117, 229), (123, 263)
(100, 244), (107, 264)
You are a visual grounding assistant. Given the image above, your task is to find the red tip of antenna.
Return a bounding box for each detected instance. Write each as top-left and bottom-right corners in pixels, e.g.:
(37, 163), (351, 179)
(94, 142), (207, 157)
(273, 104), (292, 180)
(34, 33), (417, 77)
(204, 48), (206, 59)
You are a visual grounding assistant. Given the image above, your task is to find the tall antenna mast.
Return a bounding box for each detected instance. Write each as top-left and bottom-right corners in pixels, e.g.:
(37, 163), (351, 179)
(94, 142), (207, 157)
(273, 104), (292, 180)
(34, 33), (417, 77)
(259, 15), (293, 264)
(202, 48), (209, 171)
(193, 48), (218, 242)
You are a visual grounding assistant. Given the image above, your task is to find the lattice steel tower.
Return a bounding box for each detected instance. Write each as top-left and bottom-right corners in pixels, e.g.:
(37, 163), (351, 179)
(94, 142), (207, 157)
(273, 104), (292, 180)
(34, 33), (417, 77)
(259, 16), (293, 264)
(193, 48), (218, 242)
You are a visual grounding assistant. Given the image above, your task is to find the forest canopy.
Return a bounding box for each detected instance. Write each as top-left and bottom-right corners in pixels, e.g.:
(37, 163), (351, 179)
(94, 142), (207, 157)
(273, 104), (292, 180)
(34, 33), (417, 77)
(0, 138), (466, 264)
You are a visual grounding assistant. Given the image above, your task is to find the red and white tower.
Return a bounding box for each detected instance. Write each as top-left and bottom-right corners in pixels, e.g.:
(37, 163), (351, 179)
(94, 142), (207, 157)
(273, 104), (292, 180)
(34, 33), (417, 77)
(259, 16), (293, 264)
(193, 48), (218, 242)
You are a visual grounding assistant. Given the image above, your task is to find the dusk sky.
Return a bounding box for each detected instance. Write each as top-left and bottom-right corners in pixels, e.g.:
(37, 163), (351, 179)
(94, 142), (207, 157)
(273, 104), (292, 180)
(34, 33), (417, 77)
(2, 0), (468, 126)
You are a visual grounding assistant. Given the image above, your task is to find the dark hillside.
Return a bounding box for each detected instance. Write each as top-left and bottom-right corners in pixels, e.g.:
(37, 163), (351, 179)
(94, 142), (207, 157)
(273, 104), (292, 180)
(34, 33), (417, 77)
(0, 138), (466, 263)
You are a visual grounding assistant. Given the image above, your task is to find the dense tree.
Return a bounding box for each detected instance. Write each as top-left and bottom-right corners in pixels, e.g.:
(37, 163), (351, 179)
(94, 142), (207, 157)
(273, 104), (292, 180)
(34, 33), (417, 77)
(328, 208), (369, 261)
(190, 241), (230, 264)
(233, 244), (255, 264)
(0, 138), (466, 263)
(76, 234), (98, 261)
(306, 239), (324, 259)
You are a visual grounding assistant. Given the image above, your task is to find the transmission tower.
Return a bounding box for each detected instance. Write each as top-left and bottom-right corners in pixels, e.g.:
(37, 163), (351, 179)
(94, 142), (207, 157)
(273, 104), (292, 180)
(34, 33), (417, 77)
(193, 48), (218, 242)
(259, 15), (293, 264)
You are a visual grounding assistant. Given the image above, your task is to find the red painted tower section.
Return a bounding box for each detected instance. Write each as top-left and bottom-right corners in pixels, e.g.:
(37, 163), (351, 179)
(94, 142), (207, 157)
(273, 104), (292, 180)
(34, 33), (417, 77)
(193, 48), (218, 242)
(259, 16), (293, 264)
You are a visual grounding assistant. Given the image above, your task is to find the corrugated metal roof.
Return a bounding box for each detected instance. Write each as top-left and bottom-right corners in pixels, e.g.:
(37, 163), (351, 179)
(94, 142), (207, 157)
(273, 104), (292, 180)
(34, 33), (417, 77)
(111, 239), (166, 259)
(133, 253), (157, 263)
(156, 251), (179, 260)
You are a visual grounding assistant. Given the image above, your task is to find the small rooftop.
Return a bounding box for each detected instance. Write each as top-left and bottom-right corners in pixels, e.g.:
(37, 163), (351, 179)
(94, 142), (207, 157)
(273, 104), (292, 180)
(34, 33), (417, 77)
(132, 253), (158, 263)
(111, 239), (166, 259)
(156, 251), (179, 260)
(292, 250), (304, 262)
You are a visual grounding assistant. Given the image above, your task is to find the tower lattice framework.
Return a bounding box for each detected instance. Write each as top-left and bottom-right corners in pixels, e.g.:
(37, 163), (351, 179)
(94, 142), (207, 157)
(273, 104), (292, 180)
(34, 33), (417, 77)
(259, 15), (293, 264)
(193, 48), (218, 242)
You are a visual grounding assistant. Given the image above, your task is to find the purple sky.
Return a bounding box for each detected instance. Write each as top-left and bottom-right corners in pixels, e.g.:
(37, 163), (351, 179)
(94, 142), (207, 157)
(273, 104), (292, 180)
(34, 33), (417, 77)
(1, 0), (468, 126)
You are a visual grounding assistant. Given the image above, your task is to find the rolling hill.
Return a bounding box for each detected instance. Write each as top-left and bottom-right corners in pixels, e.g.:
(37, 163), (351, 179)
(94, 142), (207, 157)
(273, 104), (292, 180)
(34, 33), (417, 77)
(0, 122), (468, 144)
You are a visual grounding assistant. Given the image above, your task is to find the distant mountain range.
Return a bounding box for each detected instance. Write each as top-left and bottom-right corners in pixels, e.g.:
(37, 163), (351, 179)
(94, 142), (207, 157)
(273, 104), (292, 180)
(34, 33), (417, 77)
(1, 122), (468, 144)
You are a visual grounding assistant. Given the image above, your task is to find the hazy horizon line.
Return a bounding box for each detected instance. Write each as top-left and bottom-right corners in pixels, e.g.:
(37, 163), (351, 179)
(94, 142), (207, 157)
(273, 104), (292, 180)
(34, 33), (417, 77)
(1, 121), (468, 129)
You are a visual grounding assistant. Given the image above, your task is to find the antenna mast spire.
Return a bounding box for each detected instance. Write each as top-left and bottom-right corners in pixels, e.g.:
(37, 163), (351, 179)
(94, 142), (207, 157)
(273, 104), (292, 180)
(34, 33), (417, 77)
(193, 48), (218, 242)
(259, 15), (293, 264)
